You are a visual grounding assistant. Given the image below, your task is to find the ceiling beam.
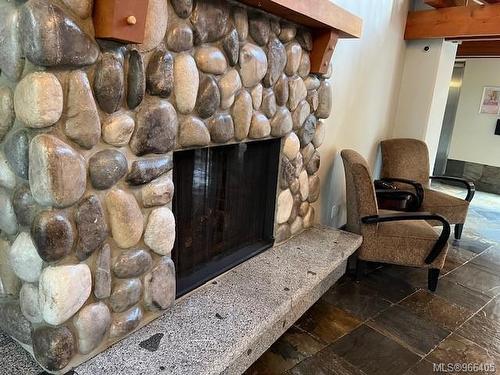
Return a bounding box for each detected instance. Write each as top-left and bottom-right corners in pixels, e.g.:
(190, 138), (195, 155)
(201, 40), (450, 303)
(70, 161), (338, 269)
(405, 3), (500, 39)
(457, 40), (500, 56)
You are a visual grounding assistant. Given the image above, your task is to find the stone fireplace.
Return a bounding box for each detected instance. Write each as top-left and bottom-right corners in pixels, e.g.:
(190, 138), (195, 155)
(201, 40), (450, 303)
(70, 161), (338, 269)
(0, 0), (338, 372)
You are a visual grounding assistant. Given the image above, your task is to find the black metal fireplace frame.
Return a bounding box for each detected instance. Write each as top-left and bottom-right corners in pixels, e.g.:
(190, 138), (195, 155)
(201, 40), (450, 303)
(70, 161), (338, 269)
(172, 139), (281, 297)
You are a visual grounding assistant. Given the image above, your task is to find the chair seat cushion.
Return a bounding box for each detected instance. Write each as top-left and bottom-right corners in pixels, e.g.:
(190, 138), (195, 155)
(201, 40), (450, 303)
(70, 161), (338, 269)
(359, 209), (448, 269)
(420, 189), (469, 224)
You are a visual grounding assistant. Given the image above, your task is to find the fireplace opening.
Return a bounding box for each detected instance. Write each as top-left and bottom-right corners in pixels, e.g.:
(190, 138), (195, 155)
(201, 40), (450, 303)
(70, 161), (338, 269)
(172, 139), (281, 296)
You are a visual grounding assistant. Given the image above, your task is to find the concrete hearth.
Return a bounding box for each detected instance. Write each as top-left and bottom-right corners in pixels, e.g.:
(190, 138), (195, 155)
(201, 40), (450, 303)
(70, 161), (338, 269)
(0, 226), (361, 374)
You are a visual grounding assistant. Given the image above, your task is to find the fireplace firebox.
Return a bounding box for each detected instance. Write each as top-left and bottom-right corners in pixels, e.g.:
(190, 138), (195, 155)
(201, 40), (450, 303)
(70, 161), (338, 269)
(172, 139), (281, 296)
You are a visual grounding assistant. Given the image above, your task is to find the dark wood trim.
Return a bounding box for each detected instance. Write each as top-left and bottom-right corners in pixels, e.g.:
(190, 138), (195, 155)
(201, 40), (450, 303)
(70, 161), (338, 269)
(457, 40), (500, 57)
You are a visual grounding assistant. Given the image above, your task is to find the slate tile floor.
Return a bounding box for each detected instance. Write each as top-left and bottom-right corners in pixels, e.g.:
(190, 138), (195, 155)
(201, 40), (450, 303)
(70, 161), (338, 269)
(246, 184), (500, 375)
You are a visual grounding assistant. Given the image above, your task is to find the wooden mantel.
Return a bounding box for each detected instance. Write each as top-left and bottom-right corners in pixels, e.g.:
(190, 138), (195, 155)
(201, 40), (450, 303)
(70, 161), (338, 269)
(238, 0), (362, 73)
(93, 0), (362, 75)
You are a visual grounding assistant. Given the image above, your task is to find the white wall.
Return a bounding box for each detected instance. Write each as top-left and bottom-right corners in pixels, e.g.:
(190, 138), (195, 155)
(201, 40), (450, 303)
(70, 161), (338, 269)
(315, 0), (410, 227)
(449, 59), (500, 168)
(392, 39), (457, 169)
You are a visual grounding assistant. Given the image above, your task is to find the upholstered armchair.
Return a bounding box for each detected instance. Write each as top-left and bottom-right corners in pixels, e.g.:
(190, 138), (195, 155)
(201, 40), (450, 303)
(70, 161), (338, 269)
(341, 150), (450, 291)
(378, 138), (475, 240)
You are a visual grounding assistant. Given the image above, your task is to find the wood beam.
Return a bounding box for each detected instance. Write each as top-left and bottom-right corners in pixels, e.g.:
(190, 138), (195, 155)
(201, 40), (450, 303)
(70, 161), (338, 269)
(405, 3), (500, 40)
(457, 40), (500, 57)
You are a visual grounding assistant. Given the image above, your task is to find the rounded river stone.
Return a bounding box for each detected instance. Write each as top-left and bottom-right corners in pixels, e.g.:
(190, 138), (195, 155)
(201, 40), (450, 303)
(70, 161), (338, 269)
(264, 37), (286, 87)
(232, 90), (252, 141)
(110, 278), (142, 313)
(144, 207), (176, 255)
(207, 113), (234, 143)
(171, 0), (193, 18)
(239, 43), (268, 88)
(195, 46), (227, 75)
(308, 174), (320, 203)
(0, 161), (11, 195)
(20, 283), (42, 323)
(271, 107), (293, 137)
(179, 116), (210, 147)
(298, 52), (311, 78)
(190, 0), (229, 44)
(299, 170), (309, 201)
(251, 84), (263, 110)
(95, 244), (111, 299)
(62, 0), (93, 19)
(283, 132), (300, 161)
(0, 3), (24, 81)
(306, 151), (320, 175)
(297, 29), (313, 51)
(73, 302), (111, 355)
(166, 23), (193, 52)
(248, 112), (270, 139)
(89, 149), (128, 190)
(32, 326), (75, 371)
(174, 53), (199, 114)
(218, 69), (241, 109)
(276, 189), (293, 224)
(288, 76), (307, 111)
(113, 249), (152, 278)
(292, 100), (311, 130)
(130, 99), (178, 156)
(126, 155), (173, 185)
(141, 174), (175, 208)
(285, 42), (302, 76)
(38, 264), (91, 325)
(110, 306), (143, 338)
(313, 120), (325, 148)
(249, 13), (270, 46)
(29, 134), (86, 208)
(196, 74), (220, 119)
(304, 76), (321, 91)
(94, 52), (124, 114)
(279, 22), (296, 43)
(106, 189), (144, 249)
(233, 6), (248, 41)
(14, 71), (63, 128)
(127, 49), (145, 110)
(261, 88), (276, 118)
(64, 70), (100, 149)
(146, 49), (173, 98)
(0, 188), (17, 235)
(298, 114), (317, 147)
(0, 86), (14, 142)
(223, 29), (239, 66)
(280, 157), (295, 189)
(316, 80), (333, 119)
(4, 128), (30, 179)
(75, 195), (108, 261)
(274, 74), (289, 107)
(19, 0), (98, 67)
(144, 256), (175, 311)
(32, 210), (75, 263)
(102, 112), (135, 147)
(9, 232), (43, 283)
(12, 185), (39, 227)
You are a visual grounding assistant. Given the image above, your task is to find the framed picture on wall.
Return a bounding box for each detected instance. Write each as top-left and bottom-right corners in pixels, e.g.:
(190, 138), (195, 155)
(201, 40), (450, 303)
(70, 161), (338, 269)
(479, 86), (500, 114)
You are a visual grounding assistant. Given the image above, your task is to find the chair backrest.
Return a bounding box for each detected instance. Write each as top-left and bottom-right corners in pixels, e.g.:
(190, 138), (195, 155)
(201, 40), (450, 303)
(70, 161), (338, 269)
(380, 138), (430, 186)
(340, 150), (378, 236)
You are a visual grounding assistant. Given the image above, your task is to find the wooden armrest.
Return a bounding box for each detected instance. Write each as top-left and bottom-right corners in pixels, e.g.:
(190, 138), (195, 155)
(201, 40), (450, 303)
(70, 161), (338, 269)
(430, 176), (475, 202)
(361, 212), (450, 265)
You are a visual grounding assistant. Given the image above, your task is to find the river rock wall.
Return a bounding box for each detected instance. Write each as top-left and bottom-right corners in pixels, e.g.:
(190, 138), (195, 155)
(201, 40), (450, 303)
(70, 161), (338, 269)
(0, 0), (331, 372)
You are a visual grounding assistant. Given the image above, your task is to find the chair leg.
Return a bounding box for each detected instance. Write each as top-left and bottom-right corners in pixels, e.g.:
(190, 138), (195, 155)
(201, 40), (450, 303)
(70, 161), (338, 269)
(428, 268), (440, 292)
(356, 259), (366, 281)
(454, 224), (464, 240)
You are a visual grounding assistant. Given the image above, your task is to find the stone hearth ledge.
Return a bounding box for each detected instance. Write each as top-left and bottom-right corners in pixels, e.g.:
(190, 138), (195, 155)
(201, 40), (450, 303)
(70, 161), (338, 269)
(0, 225), (361, 375)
